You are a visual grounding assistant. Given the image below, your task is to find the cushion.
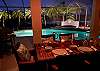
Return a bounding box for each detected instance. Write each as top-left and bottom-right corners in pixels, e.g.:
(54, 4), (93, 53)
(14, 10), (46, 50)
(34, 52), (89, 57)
(17, 44), (31, 61)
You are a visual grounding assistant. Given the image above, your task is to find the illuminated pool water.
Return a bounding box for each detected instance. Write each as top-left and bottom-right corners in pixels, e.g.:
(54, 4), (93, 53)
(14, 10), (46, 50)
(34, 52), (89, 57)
(14, 29), (90, 40)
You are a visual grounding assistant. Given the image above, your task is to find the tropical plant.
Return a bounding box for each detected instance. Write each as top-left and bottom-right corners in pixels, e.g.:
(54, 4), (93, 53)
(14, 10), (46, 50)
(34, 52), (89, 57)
(0, 11), (10, 27)
(42, 7), (79, 20)
(56, 7), (67, 21)
(12, 10), (23, 30)
(47, 8), (59, 18)
(41, 6), (80, 27)
(58, 6), (80, 21)
(42, 7), (63, 27)
(41, 8), (49, 26)
(67, 6), (80, 20)
(25, 8), (31, 20)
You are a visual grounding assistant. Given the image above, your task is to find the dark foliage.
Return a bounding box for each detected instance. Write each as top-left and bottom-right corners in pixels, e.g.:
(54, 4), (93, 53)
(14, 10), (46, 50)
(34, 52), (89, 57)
(0, 27), (15, 55)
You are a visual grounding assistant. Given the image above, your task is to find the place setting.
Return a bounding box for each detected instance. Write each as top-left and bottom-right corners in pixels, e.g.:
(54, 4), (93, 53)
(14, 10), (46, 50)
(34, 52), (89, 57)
(52, 48), (70, 57)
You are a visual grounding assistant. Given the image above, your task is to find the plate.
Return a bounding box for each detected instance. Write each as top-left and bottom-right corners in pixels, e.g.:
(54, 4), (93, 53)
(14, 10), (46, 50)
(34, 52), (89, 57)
(78, 46), (93, 52)
(70, 45), (77, 47)
(52, 49), (68, 55)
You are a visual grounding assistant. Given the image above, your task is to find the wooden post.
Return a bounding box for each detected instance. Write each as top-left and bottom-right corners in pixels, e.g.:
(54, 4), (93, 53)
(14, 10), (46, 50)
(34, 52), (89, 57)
(91, 0), (100, 43)
(91, 0), (100, 38)
(30, 0), (42, 44)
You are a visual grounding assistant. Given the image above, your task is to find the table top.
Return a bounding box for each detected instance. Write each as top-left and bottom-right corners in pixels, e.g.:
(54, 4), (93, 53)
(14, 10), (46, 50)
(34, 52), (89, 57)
(36, 43), (98, 61)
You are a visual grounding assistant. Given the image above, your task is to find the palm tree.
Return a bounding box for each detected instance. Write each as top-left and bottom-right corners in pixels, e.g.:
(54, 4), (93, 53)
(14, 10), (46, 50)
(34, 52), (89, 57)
(0, 11), (10, 27)
(25, 8), (31, 20)
(60, 6), (79, 21)
(41, 8), (47, 27)
(41, 6), (80, 27)
(41, 8), (59, 26)
(46, 8), (59, 19)
(69, 6), (80, 20)
(57, 7), (67, 21)
(12, 10), (23, 30)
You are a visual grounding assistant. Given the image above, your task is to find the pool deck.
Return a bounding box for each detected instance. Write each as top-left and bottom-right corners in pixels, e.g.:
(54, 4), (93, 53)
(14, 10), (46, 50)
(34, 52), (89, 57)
(50, 26), (90, 31)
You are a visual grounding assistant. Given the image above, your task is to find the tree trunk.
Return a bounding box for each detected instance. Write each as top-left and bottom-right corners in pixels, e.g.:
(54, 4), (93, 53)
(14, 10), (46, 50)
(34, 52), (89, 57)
(3, 17), (5, 27)
(84, 8), (87, 29)
(63, 14), (65, 21)
(18, 16), (20, 30)
(76, 13), (77, 20)
(44, 15), (46, 27)
(78, 12), (80, 23)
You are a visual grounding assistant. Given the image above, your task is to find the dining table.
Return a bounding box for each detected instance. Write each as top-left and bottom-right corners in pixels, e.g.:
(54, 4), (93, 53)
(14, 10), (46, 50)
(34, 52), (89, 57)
(36, 42), (98, 61)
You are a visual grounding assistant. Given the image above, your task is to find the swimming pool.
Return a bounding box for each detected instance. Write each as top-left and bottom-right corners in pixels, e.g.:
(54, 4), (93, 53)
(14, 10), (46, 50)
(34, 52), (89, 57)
(14, 29), (90, 40)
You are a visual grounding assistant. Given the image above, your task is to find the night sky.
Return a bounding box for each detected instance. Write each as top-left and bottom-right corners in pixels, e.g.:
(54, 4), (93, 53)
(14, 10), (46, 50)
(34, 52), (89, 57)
(0, 0), (93, 7)
(0, 0), (93, 14)
(41, 0), (93, 15)
(41, 0), (93, 7)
